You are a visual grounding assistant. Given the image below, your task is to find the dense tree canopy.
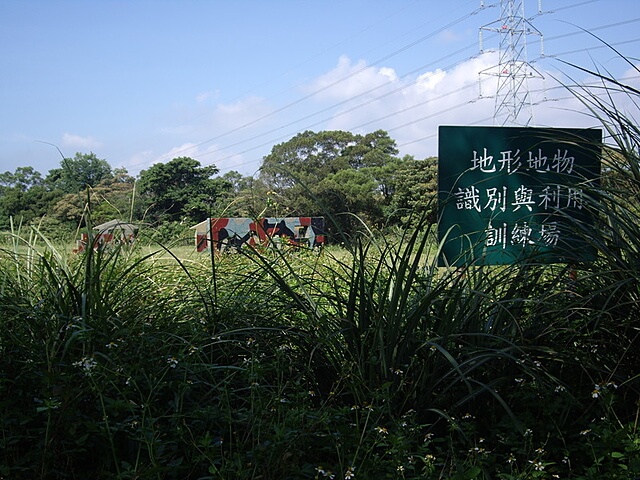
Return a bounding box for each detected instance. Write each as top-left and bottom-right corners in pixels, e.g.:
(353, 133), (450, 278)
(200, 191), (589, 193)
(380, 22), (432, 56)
(0, 166), (43, 192)
(258, 129), (433, 233)
(0, 154), (127, 230)
(383, 155), (438, 226)
(260, 130), (356, 189)
(0, 130), (440, 240)
(137, 156), (226, 223)
(0, 166), (61, 229)
(47, 152), (113, 193)
(51, 172), (138, 227)
(260, 129), (398, 189)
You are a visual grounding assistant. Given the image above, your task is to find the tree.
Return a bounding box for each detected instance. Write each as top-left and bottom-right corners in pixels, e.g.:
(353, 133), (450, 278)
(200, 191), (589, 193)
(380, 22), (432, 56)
(383, 156), (438, 226)
(343, 129), (399, 170)
(0, 166), (43, 192)
(259, 130), (400, 231)
(207, 171), (270, 218)
(316, 168), (383, 230)
(0, 166), (64, 229)
(260, 130), (359, 189)
(46, 152), (113, 193)
(137, 157), (225, 222)
(51, 173), (138, 227)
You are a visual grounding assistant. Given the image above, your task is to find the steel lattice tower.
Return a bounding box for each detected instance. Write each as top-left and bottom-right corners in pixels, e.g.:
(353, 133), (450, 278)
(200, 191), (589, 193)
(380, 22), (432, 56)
(479, 0), (544, 126)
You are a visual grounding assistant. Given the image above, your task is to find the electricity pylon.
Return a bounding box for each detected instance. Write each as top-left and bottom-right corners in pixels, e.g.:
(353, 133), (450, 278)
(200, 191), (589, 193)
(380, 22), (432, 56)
(479, 0), (544, 126)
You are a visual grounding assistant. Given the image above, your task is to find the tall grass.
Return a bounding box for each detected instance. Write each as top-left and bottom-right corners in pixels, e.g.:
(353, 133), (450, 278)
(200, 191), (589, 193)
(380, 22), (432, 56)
(0, 223), (245, 478)
(2, 53), (640, 479)
(221, 58), (640, 476)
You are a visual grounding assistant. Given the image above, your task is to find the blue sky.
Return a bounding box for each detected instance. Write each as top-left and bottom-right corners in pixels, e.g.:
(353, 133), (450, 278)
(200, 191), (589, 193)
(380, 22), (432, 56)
(1, 0), (639, 178)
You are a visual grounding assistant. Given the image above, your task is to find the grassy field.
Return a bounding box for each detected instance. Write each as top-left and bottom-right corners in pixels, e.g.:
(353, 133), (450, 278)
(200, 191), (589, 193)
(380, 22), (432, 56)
(2, 208), (639, 479)
(2, 69), (640, 480)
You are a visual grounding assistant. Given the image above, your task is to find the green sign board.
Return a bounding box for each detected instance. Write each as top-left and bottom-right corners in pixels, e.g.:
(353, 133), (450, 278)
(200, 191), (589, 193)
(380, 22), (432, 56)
(438, 126), (602, 266)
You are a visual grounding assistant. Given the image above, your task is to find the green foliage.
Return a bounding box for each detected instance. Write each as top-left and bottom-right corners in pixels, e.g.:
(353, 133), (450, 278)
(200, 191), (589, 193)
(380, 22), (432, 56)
(0, 166), (43, 192)
(50, 174), (139, 227)
(1, 130), (437, 236)
(137, 156), (229, 223)
(259, 129), (410, 233)
(315, 168), (383, 227)
(138, 220), (194, 247)
(2, 180), (640, 478)
(47, 152), (114, 193)
(260, 130), (364, 189)
(0, 166), (64, 229)
(0, 156), (132, 238)
(2, 50), (640, 480)
(0, 185), (63, 230)
(383, 155), (438, 226)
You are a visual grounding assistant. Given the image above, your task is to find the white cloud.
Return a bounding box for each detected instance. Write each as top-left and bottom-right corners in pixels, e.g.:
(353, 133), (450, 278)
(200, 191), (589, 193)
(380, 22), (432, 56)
(141, 95), (272, 175)
(309, 51), (620, 159)
(155, 142), (220, 164)
(150, 141), (258, 176)
(196, 91), (215, 103)
(320, 54), (494, 146)
(132, 53), (637, 179)
(125, 150), (154, 175)
(213, 96), (271, 127)
(437, 29), (462, 44)
(416, 68), (447, 92)
(302, 55), (398, 101)
(378, 67), (399, 83)
(159, 142), (203, 162)
(61, 133), (102, 150)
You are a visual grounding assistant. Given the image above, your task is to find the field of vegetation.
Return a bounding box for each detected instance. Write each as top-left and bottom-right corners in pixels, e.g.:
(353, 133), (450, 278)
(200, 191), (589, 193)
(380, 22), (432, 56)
(2, 66), (640, 480)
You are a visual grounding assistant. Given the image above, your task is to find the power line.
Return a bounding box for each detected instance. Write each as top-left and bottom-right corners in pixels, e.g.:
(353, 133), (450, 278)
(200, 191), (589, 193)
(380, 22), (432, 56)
(397, 75), (640, 151)
(144, 6), (488, 166)
(543, 17), (640, 43)
(209, 37), (640, 175)
(138, 2), (636, 175)
(190, 47), (485, 162)
(207, 29), (639, 170)
(213, 74), (640, 176)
